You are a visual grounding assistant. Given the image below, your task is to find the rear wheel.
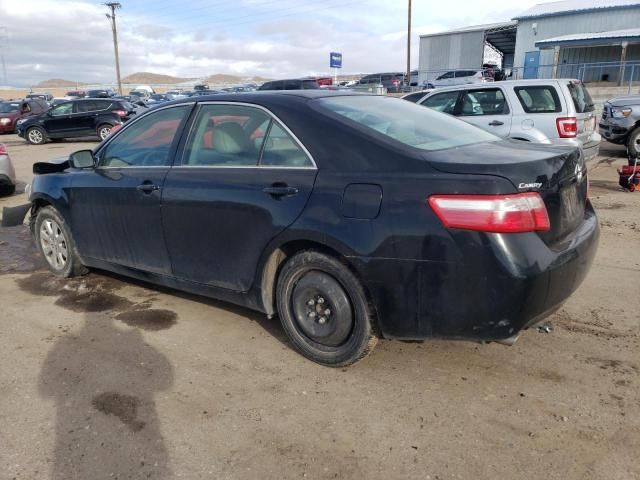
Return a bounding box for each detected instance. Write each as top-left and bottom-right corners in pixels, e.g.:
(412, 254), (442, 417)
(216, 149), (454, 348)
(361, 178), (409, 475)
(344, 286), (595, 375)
(0, 183), (15, 197)
(34, 206), (88, 277)
(26, 127), (46, 145)
(276, 251), (377, 367)
(97, 124), (113, 141)
(627, 128), (640, 164)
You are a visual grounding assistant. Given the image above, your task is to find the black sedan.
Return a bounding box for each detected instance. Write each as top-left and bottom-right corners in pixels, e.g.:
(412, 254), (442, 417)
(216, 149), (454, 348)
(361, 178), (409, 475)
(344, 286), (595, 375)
(4, 91), (599, 366)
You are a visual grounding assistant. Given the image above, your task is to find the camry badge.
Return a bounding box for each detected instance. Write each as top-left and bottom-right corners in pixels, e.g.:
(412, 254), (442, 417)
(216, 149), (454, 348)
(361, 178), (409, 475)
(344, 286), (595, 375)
(518, 182), (543, 189)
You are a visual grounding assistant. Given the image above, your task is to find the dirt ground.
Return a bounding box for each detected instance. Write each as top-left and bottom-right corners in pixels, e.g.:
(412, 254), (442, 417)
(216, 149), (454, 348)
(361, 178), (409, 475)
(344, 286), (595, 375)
(0, 134), (638, 480)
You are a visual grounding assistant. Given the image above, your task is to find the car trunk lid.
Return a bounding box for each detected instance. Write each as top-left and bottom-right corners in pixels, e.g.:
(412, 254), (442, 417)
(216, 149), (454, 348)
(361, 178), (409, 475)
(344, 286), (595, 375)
(426, 140), (588, 245)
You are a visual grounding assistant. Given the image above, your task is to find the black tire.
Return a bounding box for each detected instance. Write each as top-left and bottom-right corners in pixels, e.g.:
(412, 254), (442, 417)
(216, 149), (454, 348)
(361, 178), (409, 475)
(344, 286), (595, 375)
(26, 126), (46, 145)
(276, 251), (378, 367)
(627, 128), (640, 164)
(0, 183), (15, 197)
(34, 206), (88, 277)
(97, 124), (113, 141)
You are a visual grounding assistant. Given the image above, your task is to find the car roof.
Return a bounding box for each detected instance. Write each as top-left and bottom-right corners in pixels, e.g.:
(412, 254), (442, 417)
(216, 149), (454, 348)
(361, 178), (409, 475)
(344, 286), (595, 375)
(168, 90), (372, 104)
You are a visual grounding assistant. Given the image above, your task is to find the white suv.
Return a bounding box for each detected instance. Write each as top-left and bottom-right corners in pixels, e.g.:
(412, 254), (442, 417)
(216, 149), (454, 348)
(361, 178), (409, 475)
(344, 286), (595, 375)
(416, 79), (601, 162)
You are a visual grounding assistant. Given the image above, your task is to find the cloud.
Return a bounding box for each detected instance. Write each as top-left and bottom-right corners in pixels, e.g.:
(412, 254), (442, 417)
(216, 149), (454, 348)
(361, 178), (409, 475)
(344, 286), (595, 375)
(0, 0), (555, 86)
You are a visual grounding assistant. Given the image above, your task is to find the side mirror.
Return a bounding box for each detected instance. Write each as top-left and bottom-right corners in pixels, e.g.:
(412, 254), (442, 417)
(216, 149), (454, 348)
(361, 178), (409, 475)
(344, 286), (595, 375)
(69, 150), (95, 169)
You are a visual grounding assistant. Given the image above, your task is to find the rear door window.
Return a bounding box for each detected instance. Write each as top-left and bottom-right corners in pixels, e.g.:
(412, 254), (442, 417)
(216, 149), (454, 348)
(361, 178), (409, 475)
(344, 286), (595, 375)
(515, 86), (562, 113)
(567, 81), (595, 113)
(182, 104), (270, 166)
(460, 88), (509, 116)
(421, 91), (460, 115)
(302, 80), (319, 89)
(260, 122), (313, 167)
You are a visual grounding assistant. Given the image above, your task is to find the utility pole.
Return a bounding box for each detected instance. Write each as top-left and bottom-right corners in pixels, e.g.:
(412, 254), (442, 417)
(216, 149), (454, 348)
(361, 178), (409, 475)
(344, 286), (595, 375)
(406, 0), (412, 87)
(105, 2), (123, 95)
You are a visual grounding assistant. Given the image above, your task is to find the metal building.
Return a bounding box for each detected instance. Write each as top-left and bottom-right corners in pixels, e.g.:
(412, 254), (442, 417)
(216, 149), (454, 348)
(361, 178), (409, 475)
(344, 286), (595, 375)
(418, 0), (640, 85)
(418, 21), (517, 83)
(514, 0), (640, 82)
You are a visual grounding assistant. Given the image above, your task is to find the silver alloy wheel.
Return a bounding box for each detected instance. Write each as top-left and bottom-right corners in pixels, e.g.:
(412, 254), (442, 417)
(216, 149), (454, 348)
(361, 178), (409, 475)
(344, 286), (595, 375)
(99, 126), (111, 140)
(40, 219), (68, 270)
(28, 128), (44, 144)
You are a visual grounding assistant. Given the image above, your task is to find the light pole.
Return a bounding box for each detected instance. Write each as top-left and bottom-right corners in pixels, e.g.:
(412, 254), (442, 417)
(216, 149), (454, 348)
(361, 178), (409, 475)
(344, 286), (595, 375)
(105, 2), (123, 95)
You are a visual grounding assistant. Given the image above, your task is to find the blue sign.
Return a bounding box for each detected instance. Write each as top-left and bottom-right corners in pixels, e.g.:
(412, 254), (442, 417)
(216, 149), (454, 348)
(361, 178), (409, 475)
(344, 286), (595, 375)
(330, 52), (342, 69)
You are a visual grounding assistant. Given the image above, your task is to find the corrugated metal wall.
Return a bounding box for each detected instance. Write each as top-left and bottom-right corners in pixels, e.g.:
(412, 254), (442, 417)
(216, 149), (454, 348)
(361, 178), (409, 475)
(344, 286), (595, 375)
(514, 7), (640, 70)
(418, 31), (485, 82)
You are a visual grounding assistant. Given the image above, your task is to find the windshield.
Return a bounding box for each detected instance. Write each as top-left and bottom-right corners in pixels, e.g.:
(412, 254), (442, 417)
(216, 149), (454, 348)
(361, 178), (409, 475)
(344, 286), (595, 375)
(0, 102), (20, 113)
(567, 81), (595, 113)
(315, 95), (499, 151)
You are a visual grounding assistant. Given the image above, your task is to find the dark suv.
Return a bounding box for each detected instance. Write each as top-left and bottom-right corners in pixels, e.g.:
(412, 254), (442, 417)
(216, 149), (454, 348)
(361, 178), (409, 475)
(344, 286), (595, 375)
(258, 79), (319, 90)
(17, 99), (135, 145)
(351, 72), (406, 93)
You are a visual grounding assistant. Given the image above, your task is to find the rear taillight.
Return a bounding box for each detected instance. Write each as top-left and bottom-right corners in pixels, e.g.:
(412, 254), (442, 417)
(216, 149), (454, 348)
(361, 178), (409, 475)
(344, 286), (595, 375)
(0, 143), (6, 155)
(556, 117), (577, 138)
(428, 193), (550, 233)
(392, 80), (400, 86)
(112, 109), (127, 118)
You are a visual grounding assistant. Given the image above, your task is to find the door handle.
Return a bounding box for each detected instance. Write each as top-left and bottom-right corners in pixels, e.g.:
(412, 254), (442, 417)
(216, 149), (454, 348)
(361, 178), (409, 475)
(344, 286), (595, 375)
(136, 183), (160, 194)
(488, 120), (504, 126)
(262, 185), (299, 197)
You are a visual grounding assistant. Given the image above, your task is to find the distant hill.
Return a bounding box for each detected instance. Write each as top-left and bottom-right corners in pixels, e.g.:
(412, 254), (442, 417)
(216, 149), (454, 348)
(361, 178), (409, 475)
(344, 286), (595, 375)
(35, 78), (86, 88)
(204, 73), (271, 85)
(121, 72), (196, 84)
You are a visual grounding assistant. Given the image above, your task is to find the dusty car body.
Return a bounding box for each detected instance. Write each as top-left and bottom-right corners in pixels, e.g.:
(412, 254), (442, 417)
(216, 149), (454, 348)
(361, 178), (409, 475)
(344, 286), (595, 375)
(0, 143), (16, 196)
(4, 91), (599, 366)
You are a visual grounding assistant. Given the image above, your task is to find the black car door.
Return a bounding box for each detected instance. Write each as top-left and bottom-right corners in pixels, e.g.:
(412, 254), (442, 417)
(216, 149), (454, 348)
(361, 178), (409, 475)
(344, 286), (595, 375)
(42, 102), (75, 137)
(73, 100), (107, 135)
(68, 104), (193, 274)
(161, 102), (317, 291)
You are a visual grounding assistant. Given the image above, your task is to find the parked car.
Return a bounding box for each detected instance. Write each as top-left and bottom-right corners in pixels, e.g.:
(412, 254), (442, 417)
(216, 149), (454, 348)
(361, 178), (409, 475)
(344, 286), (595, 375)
(50, 97), (73, 107)
(0, 99), (49, 134)
(66, 90), (86, 98)
(258, 79), (320, 90)
(26, 93), (53, 103)
(146, 94), (169, 104)
(599, 95), (640, 161)
(401, 89), (433, 103)
(0, 143), (16, 196)
(5, 91), (598, 366)
(16, 98), (133, 144)
(86, 89), (115, 98)
(350, 72), (405, 93)
(426, 69), (494, 88)
(193, 84), (210, 92)
(418, 79), (601, 162)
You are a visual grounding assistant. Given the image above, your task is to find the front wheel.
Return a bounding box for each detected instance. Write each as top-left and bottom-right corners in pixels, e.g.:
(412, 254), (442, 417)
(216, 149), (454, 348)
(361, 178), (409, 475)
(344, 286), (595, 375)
(276, 251), (378, 367)
(26, 127), (46, 145)
(34, 206), (88, 277)
(627, 128), (640, 164)
(97, 124), (113, 141)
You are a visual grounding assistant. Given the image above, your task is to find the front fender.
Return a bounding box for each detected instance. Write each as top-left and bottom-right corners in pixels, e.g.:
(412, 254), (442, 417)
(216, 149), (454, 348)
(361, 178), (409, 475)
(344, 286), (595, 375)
(30, 174), (73, 226)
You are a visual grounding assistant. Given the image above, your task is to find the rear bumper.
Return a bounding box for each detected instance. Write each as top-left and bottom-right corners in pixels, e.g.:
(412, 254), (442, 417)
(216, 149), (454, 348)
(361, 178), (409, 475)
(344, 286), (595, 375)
(351, 203), (599, 341)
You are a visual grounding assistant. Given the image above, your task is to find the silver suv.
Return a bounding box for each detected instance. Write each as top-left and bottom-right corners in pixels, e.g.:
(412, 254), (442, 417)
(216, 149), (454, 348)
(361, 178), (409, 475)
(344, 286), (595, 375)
(417, 79), (601, 162)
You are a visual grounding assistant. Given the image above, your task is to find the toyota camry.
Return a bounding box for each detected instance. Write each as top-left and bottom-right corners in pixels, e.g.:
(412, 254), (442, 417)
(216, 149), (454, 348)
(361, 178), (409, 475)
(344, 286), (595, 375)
(3, 91), (599, 366)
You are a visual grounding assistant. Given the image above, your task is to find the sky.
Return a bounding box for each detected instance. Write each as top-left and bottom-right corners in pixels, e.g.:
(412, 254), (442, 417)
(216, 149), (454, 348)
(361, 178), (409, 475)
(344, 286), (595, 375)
(0, 0), (559, 86)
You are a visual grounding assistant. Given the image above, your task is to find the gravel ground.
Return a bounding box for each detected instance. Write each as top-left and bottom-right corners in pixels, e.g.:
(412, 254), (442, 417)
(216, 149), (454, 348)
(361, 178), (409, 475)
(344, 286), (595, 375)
(0, 134), (638, 480)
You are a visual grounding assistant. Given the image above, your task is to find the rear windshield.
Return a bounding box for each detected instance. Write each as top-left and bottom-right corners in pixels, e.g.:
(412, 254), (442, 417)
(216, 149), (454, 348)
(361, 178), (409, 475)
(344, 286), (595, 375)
(514, 86), (562, 113)
(567, 81), (595, 113)
(0, 102), (19, 113)
(315, 95), (498, 151)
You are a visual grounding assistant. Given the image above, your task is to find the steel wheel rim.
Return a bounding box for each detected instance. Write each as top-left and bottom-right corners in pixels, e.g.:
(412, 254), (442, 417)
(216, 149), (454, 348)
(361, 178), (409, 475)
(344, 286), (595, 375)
(291, 271), (353, 347)
(99, 127), (111, 139)
(28, 129), (43, 143)
(40, 219), (68, 270)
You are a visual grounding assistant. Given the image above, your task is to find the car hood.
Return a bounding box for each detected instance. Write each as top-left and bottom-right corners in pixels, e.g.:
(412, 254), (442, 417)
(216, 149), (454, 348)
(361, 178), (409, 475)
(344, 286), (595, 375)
(606, 96), (640, 107)
(0, 111), (20, 120)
